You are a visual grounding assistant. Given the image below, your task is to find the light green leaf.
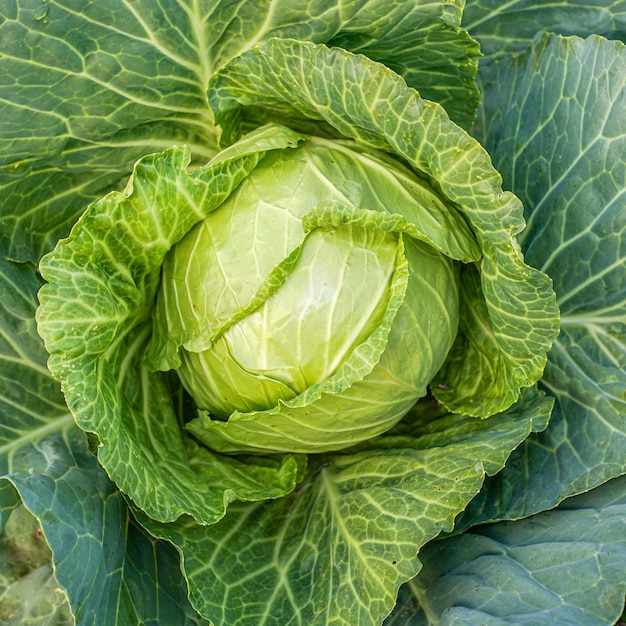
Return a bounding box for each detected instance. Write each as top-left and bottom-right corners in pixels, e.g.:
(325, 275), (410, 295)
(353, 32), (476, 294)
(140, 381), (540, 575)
(147, 133), (476, 371)
(208, 37), (559, 417)
(457, 33), (626, 526)
(0, 0), (479, 263)
(303, 196), (481, 263)
(403, 475), (626, 626)
(184, 205), (459, 453)
(37, 125), (306, 525)
(0, 258), (207, 624)
(138, 388), (552, 626)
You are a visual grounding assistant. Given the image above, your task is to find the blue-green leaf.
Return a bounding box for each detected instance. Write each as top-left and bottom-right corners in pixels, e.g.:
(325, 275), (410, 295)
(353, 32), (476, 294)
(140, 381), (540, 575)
(464, 0), (626, 62)
(400, 475), (626, 626)
(466, 1), (626, 145)
(457, 33), (626, 526)
(7, 430), (208, 626)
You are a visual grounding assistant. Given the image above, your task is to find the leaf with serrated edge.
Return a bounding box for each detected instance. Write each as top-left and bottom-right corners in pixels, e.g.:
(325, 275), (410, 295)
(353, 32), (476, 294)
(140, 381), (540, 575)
(138, 388), (552, 626)
(456, 34), (626, 528)
(406, 475), (626, 626)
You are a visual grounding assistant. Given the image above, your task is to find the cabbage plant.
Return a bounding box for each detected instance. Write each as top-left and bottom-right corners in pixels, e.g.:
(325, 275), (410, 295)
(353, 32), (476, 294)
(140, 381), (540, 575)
(1, 1), (625, 625)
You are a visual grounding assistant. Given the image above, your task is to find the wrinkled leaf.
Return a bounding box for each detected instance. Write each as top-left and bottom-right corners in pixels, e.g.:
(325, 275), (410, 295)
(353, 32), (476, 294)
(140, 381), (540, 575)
(457, 33), (626, 528)
(37, 126), (307, 526)
(139, 388), (552, 626)
(209, 37), (559, 417)
(0, 0), (479, 263)
(399, 475), (626, 626)
(0, 258), (206, 625)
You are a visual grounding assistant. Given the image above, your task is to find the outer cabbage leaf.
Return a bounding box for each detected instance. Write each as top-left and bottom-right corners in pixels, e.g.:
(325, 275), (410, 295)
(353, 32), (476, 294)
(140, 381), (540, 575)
(391, 475), (626, 626)
(464, 0), (626, 144)
(137, 388), (553, 626)
(0, 0), (479, 263)
(37, 124), (307, 526)
(7, 429), (209, 626)
(208, 37), (559, 418)
(454, 33), (626, 528)
(0, 259), (207, 625)
(463, 0), (626, 62)
(0, 259), (74, 480)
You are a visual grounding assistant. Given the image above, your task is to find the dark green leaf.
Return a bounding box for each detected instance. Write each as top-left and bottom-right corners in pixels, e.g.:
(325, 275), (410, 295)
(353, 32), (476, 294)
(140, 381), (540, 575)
(464, 0), (626, 61)
(8, 430), (208, 626)
(404, 476), (626, 625)
(465, 1), (626, 144)
(0, 0), (479, 263)
(0, 259), (73, 477)
(0, 258), (206, 624)
(457, 34), (626, 527)
(0, 482), (20, 534)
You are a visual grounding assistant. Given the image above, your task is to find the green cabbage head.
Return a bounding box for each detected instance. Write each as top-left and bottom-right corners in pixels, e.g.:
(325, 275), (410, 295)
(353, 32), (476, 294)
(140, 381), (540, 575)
(147, 134), (467, 453)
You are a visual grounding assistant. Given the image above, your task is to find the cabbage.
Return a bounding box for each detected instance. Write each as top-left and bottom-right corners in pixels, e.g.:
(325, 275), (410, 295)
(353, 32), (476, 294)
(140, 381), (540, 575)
(1, 2), (624, 625)
(149, 135), (462, 452)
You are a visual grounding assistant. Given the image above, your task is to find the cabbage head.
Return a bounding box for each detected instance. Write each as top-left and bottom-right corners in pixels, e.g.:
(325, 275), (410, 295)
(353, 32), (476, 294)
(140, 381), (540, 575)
(147, 134), (468, 453)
